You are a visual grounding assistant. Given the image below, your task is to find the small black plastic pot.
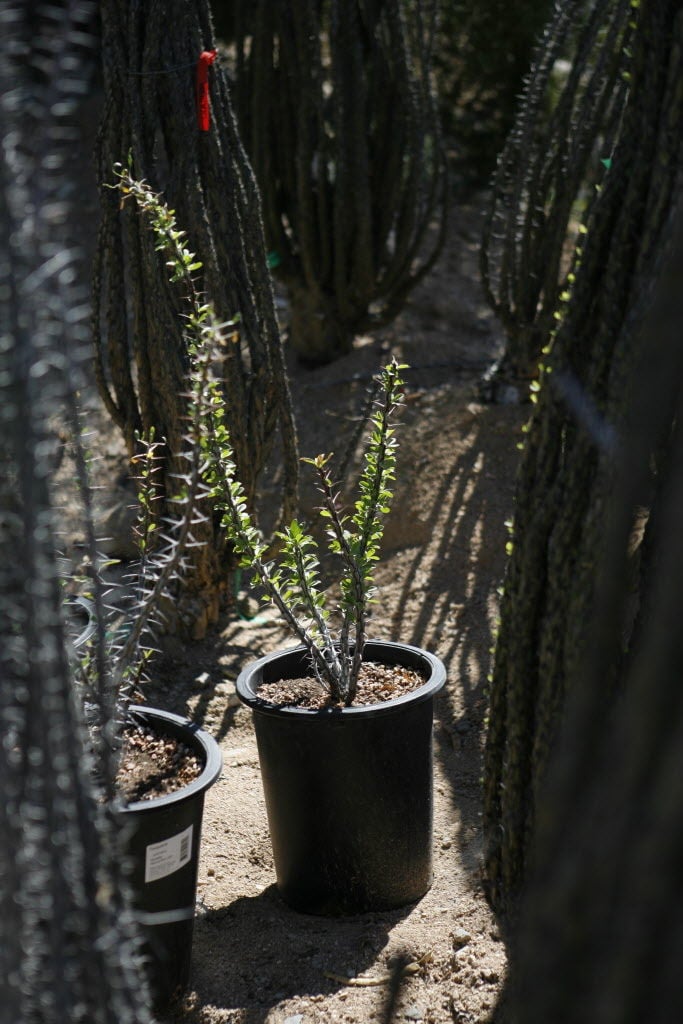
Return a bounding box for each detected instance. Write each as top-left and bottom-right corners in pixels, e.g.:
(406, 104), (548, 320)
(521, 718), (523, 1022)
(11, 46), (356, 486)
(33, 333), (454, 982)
(119, 706), (222, 1011)
(236, 640), (446, 915)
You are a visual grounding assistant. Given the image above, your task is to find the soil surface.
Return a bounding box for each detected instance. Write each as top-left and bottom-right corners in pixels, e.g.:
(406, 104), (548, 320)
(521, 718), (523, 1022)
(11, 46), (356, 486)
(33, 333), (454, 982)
(117, 726), (202, 804)
(56, 193), (525, 1023)
(255, 662), (426, 710)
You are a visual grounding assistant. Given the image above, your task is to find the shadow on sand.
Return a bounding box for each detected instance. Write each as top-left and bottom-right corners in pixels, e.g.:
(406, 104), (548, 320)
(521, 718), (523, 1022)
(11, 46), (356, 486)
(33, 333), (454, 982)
(171, 885), (415, 1024)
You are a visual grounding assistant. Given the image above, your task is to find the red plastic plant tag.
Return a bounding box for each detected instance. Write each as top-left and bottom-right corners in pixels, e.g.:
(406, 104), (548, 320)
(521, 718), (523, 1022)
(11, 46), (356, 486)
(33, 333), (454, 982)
(196, 49), (217, 131)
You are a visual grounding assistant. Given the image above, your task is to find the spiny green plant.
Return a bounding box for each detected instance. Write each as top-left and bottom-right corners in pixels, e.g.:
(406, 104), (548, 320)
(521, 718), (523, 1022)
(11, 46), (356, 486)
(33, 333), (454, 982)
(74, 415), (212, 751)
(206, 363), (405, 705)
(74, 166), (227, 744)
(113, 165), (407, 705)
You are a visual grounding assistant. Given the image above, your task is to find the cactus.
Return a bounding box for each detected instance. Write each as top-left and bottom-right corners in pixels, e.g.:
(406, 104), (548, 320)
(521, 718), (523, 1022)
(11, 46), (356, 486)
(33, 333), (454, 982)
(229, 0), (448, 364)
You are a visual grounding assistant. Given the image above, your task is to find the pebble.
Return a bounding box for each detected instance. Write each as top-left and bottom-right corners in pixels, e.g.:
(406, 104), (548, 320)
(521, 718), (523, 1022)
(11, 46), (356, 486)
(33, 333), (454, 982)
(452, 927), (471, 949)
(404, 1006), (424, 1021)
(284, 1016), (303, 1024)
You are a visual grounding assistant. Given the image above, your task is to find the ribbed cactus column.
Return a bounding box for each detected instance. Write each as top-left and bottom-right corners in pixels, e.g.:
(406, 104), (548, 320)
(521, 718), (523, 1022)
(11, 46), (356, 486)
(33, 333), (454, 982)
(483, 0), (683, 916)
(230, 0), (448, 364)
(499, 205), (683, 1024)
(94, 0), (298, 634)
(481, 0), (634, 390)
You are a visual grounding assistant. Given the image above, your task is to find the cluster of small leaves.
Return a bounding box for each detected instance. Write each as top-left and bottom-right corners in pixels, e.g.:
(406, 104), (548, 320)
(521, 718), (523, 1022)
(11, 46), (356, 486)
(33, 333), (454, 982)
(112, 158), (202, 290)
(75, 421), (210, 736)
(202, 401), (345, 692)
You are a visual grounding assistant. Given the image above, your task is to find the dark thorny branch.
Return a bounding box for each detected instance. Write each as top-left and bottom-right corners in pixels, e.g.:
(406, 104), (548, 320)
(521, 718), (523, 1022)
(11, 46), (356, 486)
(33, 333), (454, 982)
(483, 0), (683, 916)
(0, 3), (153, 1020)
(481, 0), (635, 385)
(434, 0), (554, 181)
(93, 0), (299, 633)
(501, 186), (683, 1024)
(228, 0), (448, 364)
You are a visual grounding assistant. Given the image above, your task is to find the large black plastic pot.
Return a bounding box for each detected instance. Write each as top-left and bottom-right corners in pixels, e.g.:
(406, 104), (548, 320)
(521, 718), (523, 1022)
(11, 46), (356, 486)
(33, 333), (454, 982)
(119, 707), (222, 1011)
(236, 640), (446, 915)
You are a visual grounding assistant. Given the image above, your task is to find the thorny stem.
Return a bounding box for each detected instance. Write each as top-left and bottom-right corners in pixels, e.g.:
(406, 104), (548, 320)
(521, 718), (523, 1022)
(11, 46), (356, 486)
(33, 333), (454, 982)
(205, 438), (344, 696)
(97, 167), (216, 726)
(288, 535), (343, 689)
(112, 166), (406, 707)
(67, 396), (118, 800)
(307, 360), (404, 701)
(112, 336), (211, 709)
(348, 362), (403, 697)
(311, 458), (362, 700)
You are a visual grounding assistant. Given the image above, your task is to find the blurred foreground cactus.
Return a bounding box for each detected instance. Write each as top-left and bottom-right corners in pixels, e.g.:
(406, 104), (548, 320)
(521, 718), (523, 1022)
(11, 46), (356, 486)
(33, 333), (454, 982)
(0, 4), (154, 1020)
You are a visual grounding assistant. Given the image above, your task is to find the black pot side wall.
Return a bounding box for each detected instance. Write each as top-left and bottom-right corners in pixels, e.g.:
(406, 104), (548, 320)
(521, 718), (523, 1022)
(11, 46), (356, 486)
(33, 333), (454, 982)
(237, 641), (446, 915)
(120, 708), (222, 1011)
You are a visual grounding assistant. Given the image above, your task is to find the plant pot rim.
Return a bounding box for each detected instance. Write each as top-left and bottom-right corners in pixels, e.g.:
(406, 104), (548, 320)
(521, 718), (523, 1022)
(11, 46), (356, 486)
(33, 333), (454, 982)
(120, 705), (223, 813)
(236, 639), (446, 720)
(65, 593), (97, 649)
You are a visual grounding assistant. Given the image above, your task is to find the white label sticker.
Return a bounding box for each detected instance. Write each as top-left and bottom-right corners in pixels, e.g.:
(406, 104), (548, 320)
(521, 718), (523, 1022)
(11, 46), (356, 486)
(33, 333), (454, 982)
(144, 824), (194, 883)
